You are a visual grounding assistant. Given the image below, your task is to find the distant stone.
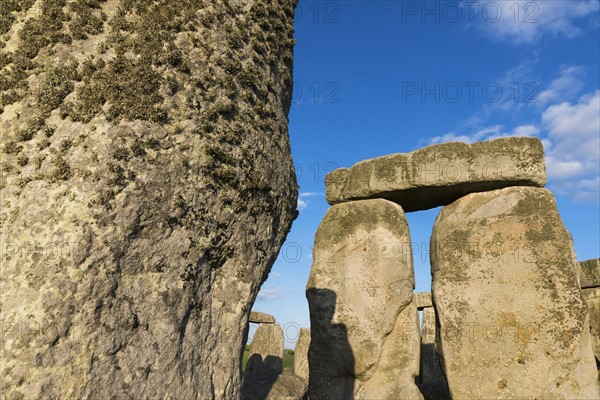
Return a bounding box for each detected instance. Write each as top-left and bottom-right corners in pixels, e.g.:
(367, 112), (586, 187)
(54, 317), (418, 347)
(582, 287), (600, 370)
(250, 311), (276, 324)
(414, 292), (432, 309)
(306, 199), (420, 398)
(580, 258), (600, 289)
(325, 137), (546, 212)
(247, 324), (284, 375)
(417, 307), (450, 400)
(294, 328), (310, 380)
(431, 186), (599, 399)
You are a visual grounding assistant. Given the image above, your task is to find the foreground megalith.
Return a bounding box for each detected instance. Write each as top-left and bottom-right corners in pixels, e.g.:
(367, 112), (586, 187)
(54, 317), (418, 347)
(431, 186), (599, 399)
(306, 199), (421, 399)
(0, 1), (298, 398)
(325, 137), (546, 211)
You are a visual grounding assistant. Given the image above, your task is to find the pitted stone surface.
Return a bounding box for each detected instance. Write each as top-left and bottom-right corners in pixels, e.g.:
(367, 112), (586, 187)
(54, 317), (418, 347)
(306, 198), (420, 399)
(431, 186), (599, 399)
(325, 137), (546, 211)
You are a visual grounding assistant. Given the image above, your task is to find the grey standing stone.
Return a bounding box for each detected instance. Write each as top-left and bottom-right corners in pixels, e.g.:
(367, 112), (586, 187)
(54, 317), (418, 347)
(306, 198), (421, 399)
(294, 328), (310, 380)
(0, 1), (298, 399)
(431, 186), (599, 399)
(247, 324), (285, 375)
(325, 137), (546, 212)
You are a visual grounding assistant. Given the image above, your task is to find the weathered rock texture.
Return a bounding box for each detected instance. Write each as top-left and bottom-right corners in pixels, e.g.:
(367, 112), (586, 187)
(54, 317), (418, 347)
(581, 258), (600, 289)
(306, 198), (421, 399)
(414, 291), (432, 309)
(325, 137), (546, 211)
(580, 259), (600, 371)
(246, 323), (284, 375)
(294, 327), (310, 380)
(582, 287), (600, 373)
(431, 186), (599, 399)
(417, 307), (450, 400)
(249, 311), (276, 324)
(0, 1), (298, 399)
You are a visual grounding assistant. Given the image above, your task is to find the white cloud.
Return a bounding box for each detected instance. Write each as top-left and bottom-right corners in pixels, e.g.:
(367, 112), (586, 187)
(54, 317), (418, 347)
(427, 124), (539, 145)
(537, 66), (585, 105)
(470, 1), (600, 44)
(256, 285), (289, 302)
(296, 192), (324, 211)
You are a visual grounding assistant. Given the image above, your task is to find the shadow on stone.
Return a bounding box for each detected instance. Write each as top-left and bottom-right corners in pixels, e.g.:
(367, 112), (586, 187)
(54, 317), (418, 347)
(241, 354), (281, 400)
(307, 288), (355, 399)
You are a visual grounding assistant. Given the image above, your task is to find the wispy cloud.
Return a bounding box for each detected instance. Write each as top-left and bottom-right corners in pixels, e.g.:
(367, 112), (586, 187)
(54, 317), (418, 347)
(297, 192), (325, 211)
(468, 1), (599, 44)
(256, 285), (290, 302)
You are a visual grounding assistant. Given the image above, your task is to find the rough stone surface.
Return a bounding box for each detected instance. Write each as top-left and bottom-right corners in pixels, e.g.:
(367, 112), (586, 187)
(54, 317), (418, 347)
(0, 1), (298, 399)
(241, 370), (308, 400)
(580, 258), (600, 289)
(247, 324), (285, 375)
(325, 137), (546, 212)
(582, 287), (600, 371)
(294, 328), (310, 380)
(417, 307), (450, 400)
(356, 302), (423, 400)
(250, 311), (276, 324)
(414, 292), (432, 309)
(431, 186), (599, 399)
(306, 198), (420, 399)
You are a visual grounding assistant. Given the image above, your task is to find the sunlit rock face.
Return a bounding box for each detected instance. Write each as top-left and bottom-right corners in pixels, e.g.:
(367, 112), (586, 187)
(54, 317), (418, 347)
(0, 1), (298, 398)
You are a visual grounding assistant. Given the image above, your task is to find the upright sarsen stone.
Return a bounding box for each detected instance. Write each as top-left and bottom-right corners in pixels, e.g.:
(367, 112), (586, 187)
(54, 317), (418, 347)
(0, 1), (298, 399)
(294, 328), (310, 380)
(246, 324), (285, 375)
(306, 199), (421, 399)
(431, 186), (599, 399)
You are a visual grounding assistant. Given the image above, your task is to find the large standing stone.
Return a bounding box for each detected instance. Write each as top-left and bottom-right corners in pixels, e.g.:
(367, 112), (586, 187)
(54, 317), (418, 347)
(306, 199), (421, 399)
(246, 324), (285, 375)
(431, 186), (599, 399)
(325, 137), (546, 211)
(294, 328), (310, 380)
(250, 311), (276, 324)
(0, 1), (298, 399)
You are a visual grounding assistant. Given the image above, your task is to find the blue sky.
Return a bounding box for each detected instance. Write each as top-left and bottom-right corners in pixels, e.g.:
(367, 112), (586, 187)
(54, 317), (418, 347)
(249, 0), (600, 348)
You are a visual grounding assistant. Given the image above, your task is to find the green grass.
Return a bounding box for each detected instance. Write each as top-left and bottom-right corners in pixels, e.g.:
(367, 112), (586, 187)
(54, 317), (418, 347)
(242, 350), (294, 372)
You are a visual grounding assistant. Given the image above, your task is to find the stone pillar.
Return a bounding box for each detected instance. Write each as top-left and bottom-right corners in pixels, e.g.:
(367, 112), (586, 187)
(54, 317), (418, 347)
(580, 258), (600, 378)
(294, 328), (310, 380)
(431, 187), (599, 399)
(306, 198), (422, 399)
(246, 324), (284, 376)
(417, 307), (450, 400)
